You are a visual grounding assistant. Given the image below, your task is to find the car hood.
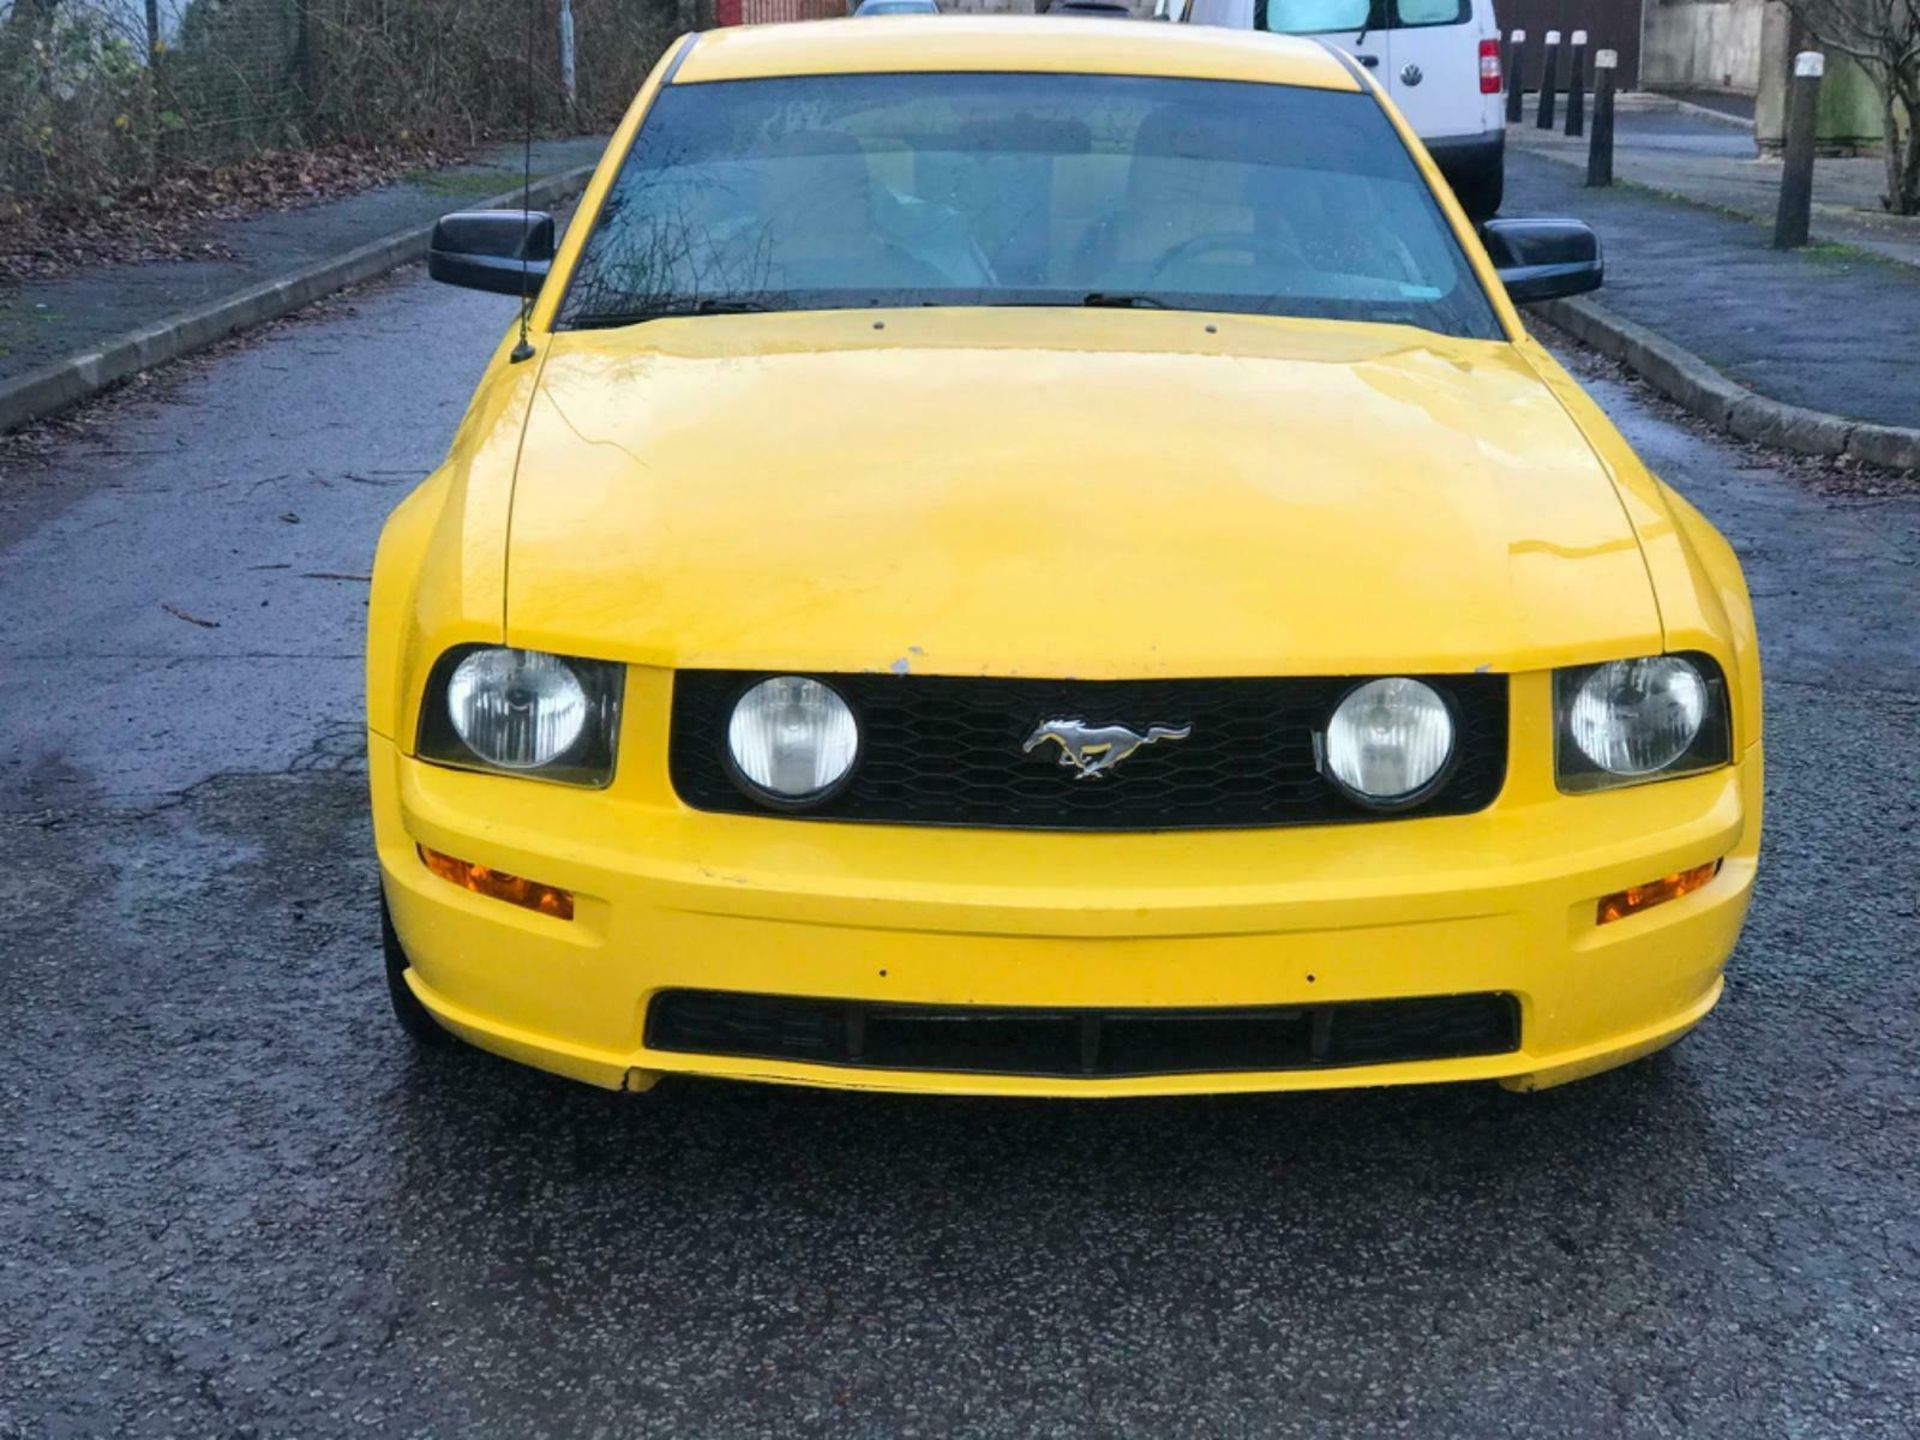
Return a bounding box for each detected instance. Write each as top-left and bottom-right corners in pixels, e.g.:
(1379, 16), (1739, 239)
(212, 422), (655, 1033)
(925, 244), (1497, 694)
(504, 309), (1660, 677)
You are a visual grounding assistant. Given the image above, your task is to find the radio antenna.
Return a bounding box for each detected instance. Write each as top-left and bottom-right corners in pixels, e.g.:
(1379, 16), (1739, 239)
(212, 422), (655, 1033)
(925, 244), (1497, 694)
(510, 0), (537, 364)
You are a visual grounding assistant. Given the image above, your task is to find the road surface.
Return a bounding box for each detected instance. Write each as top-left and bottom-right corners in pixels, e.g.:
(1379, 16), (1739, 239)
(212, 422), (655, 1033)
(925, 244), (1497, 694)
(2, 268), (1917, 1439)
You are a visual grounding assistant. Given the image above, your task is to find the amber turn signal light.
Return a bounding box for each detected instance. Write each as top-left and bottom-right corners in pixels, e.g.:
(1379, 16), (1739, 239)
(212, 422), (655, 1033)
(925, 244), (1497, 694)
(419, 846), (574, 920)
(1596, 860), (1720, 925)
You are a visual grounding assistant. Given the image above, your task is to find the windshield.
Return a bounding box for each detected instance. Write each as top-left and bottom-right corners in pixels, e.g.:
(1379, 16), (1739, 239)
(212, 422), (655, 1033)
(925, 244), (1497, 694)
(557, 72), (1500, 340)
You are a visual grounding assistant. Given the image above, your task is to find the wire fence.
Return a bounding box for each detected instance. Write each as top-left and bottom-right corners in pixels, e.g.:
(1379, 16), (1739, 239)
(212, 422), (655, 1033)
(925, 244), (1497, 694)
(0, 0), (684, 218)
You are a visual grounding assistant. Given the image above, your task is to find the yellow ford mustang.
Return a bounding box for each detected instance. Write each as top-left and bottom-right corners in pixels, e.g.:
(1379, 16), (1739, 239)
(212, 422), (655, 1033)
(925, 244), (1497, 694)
(369, 17), (1762, 1096)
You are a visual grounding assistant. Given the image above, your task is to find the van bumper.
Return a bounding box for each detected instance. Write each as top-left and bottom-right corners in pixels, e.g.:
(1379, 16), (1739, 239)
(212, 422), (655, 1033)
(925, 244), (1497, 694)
(1425, 129), (1505, 184)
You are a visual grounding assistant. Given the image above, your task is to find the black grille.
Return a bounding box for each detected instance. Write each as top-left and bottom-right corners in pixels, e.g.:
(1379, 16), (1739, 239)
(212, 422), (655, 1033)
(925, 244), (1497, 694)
(669, 671), (1506, 830)
(646, 990), (1521, 1077)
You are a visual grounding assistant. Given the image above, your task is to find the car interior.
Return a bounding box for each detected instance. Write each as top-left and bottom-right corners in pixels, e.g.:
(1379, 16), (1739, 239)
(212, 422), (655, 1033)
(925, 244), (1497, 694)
(562, 76), (1495, 334)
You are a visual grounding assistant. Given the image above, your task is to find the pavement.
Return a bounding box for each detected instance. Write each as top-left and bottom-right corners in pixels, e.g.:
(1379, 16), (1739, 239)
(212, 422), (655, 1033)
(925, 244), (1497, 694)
(2, 263), (1918, 1437)
(0, 136), (606, 387)
(1509, 97), (1920, 269)
(1507, 149), (1920, 431)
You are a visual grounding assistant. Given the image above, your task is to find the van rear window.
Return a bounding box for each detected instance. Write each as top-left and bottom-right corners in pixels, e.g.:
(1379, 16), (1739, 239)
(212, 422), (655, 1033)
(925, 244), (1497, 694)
(1257, 0), (1469, 32)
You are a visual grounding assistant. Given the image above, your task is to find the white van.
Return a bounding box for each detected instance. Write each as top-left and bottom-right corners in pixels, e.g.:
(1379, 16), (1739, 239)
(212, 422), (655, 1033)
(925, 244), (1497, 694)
(1169, 0), (1506, 217)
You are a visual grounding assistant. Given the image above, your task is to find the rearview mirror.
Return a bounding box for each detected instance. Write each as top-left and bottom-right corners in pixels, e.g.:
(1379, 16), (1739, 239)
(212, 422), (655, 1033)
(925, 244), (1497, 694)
(428, 210), (555, 297)
(1480, 218), (1603, 305)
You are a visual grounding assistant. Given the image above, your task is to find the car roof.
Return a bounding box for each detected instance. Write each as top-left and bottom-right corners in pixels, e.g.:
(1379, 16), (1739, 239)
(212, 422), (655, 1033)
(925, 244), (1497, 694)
(674, 15), (1362, 90)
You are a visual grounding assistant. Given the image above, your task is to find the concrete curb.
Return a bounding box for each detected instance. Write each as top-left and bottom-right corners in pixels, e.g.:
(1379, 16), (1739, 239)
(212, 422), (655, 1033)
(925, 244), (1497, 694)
(1665, 98), (1757, 130)
(1640, 94), (1757, 130)
(0, 163), (597, 434)
(1536, 295), (1920, 472)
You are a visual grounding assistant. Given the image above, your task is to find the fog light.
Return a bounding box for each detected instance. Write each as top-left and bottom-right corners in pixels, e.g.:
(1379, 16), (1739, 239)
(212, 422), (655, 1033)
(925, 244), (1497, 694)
(1596, 860), (1720, 925)
(1323, 677), (1455, 804)
(420, 846), (574, 920)
(727, 676), (859, 802)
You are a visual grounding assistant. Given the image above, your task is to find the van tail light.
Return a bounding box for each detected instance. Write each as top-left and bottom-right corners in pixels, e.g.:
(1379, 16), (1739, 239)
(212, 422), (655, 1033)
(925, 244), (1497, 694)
(1479, 38), (1502, 93)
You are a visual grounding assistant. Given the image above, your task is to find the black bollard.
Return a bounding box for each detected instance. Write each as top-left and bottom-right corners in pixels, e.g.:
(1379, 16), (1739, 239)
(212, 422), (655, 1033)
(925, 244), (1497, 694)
(1537, 30), (1561, 130)
(1586, 48), (1617, 186)
(1565, 29), (1587, 137)
(1505, 29), (1527, 124)
(1774, 51), (1824, 248)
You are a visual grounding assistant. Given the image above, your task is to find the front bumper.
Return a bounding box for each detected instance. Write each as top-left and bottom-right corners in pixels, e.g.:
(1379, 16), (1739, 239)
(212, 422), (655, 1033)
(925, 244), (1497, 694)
(371, 689), (1761, 1096)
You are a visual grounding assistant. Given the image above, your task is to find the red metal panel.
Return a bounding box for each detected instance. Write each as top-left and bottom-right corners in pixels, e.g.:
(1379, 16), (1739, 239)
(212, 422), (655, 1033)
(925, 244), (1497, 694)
(732, 0), (845, 20)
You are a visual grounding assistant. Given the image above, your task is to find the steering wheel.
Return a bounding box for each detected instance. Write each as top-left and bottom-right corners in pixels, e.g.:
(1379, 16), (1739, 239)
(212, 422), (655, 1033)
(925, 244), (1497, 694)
(1145, 229), (1300, 285)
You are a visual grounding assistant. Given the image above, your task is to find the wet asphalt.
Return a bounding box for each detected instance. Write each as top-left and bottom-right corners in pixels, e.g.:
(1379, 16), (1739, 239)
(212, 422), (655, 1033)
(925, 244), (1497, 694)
(1, 270), (1917, 1439)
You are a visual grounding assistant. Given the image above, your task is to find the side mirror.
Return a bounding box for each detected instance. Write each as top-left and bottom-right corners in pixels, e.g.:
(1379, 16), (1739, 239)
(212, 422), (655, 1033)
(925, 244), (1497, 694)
(427, 210), (555, 297)
(1480, 218), (1603, 304)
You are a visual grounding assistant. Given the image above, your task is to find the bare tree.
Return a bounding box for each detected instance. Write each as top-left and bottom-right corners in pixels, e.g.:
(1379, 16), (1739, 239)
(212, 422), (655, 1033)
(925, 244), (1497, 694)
(4, 0), (62, 35)
(1782, 0), (1920, 213)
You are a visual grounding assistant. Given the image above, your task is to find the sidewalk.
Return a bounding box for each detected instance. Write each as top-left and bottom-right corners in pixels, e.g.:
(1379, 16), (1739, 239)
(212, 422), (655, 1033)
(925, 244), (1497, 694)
(1509, 97), (1920, 269)
(0, 135), (607, 429)
(1506, 151), (1920, 437)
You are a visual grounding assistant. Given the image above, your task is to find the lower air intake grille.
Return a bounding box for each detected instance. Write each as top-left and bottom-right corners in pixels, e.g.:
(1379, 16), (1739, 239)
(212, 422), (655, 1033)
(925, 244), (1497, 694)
(645, 990), (1521, 1078)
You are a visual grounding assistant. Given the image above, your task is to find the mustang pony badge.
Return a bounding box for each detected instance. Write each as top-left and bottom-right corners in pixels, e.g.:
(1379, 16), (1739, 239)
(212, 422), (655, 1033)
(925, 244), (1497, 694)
(1022, 718), (1193, 780)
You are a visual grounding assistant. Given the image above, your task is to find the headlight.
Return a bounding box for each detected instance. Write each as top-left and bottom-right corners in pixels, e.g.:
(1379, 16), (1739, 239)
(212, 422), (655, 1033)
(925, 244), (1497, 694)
(417, 646), (623, 787)
(1555, 653), (1731, 791)
(727, 676), (859, 802)
(1323, 677), (1455, 805)
(448, 649), (587, 769)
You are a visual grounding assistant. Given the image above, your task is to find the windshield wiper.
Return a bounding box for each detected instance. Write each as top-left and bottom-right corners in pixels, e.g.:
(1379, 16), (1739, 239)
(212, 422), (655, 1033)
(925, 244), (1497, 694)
(577, 293), (1175, 326)
(982, 293), (1175, 310)
(569, 298), (777, 329)
(1078, 292), (1171, 309)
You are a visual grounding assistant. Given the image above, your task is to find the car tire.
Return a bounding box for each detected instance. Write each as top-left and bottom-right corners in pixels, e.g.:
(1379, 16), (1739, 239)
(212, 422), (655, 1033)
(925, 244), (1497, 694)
(1453, 164), (1504, 222)
(382, 892), (450, 1046)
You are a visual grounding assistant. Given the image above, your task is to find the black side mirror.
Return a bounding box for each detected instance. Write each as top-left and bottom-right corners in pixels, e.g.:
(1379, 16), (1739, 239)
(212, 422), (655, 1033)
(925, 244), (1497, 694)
(1480, 218), (1603, 304)
(427, 210), (556, 297)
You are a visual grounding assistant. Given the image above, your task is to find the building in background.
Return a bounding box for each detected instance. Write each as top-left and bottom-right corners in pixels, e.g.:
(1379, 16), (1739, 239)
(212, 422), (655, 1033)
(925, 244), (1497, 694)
(1494, 0), (1887, 153)
(1643, 0), (1763, 91)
